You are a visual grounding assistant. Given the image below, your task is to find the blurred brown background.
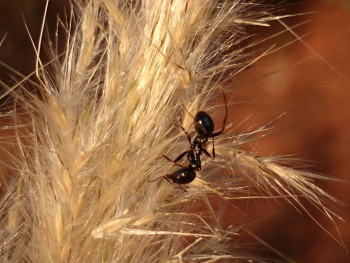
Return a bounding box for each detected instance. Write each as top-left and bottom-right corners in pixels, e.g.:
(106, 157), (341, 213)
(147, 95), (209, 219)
(0, 0), (349, 262)
(229, 0), (350, 262)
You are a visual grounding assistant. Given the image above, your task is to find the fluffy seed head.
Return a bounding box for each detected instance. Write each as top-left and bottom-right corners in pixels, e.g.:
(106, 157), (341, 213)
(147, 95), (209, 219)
(0, 0), (344, 262)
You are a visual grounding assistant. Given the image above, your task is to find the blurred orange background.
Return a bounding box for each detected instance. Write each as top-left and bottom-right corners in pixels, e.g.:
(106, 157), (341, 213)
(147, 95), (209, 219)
(0, 0), (349, 262)
(229, 1), (350, 262)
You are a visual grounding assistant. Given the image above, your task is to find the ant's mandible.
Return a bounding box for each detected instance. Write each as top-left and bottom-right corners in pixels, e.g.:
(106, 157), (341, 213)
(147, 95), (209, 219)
(148, 91), (228, 191)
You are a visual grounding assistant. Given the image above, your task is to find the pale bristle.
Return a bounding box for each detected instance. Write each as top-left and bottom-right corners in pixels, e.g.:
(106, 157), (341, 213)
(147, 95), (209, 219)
(0, 0), (344, 262)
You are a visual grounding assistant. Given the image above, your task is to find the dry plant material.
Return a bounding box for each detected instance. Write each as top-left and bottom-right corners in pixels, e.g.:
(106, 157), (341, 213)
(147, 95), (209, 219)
(0, 0), (344, 262)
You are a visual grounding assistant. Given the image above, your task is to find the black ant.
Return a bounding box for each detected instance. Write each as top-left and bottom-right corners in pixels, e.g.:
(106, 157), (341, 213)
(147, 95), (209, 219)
(148, 91), (228, 191)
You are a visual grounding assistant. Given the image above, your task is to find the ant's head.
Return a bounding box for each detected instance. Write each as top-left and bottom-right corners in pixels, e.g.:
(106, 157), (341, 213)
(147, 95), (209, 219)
(194, 111), (214, 137)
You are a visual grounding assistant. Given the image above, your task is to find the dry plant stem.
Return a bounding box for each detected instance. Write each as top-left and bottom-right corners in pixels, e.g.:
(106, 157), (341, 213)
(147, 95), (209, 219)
(0, 0), (344, 262)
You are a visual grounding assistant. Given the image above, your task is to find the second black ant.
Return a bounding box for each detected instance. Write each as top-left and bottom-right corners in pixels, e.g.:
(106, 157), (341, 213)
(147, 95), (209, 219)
(148, 91), (228, 191)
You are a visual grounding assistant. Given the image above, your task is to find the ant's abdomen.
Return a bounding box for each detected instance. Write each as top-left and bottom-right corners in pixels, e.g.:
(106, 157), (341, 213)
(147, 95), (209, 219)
(168, 168), (196, 184)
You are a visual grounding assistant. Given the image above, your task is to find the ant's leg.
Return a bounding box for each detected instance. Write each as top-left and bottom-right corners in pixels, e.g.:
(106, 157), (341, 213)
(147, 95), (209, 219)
(210, 91), (228, 157)
(148, 175), (186, 192)
(166, 116), (192, 145)
(164, 175), (187, 192)
(178, 125), (192, 145)
(162, 153), (188, 168)
(178, 184), (187, 192)
(202, 147), (214, 159)
(212, 91), (228, 137)
(173, 151), (190, 163)
(172, 119), (192, 145)
(180, 97), (195, 119)
(147, 175), (165, 182)
(163, 175), (173, 184)
(212, 138), (215, 158)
